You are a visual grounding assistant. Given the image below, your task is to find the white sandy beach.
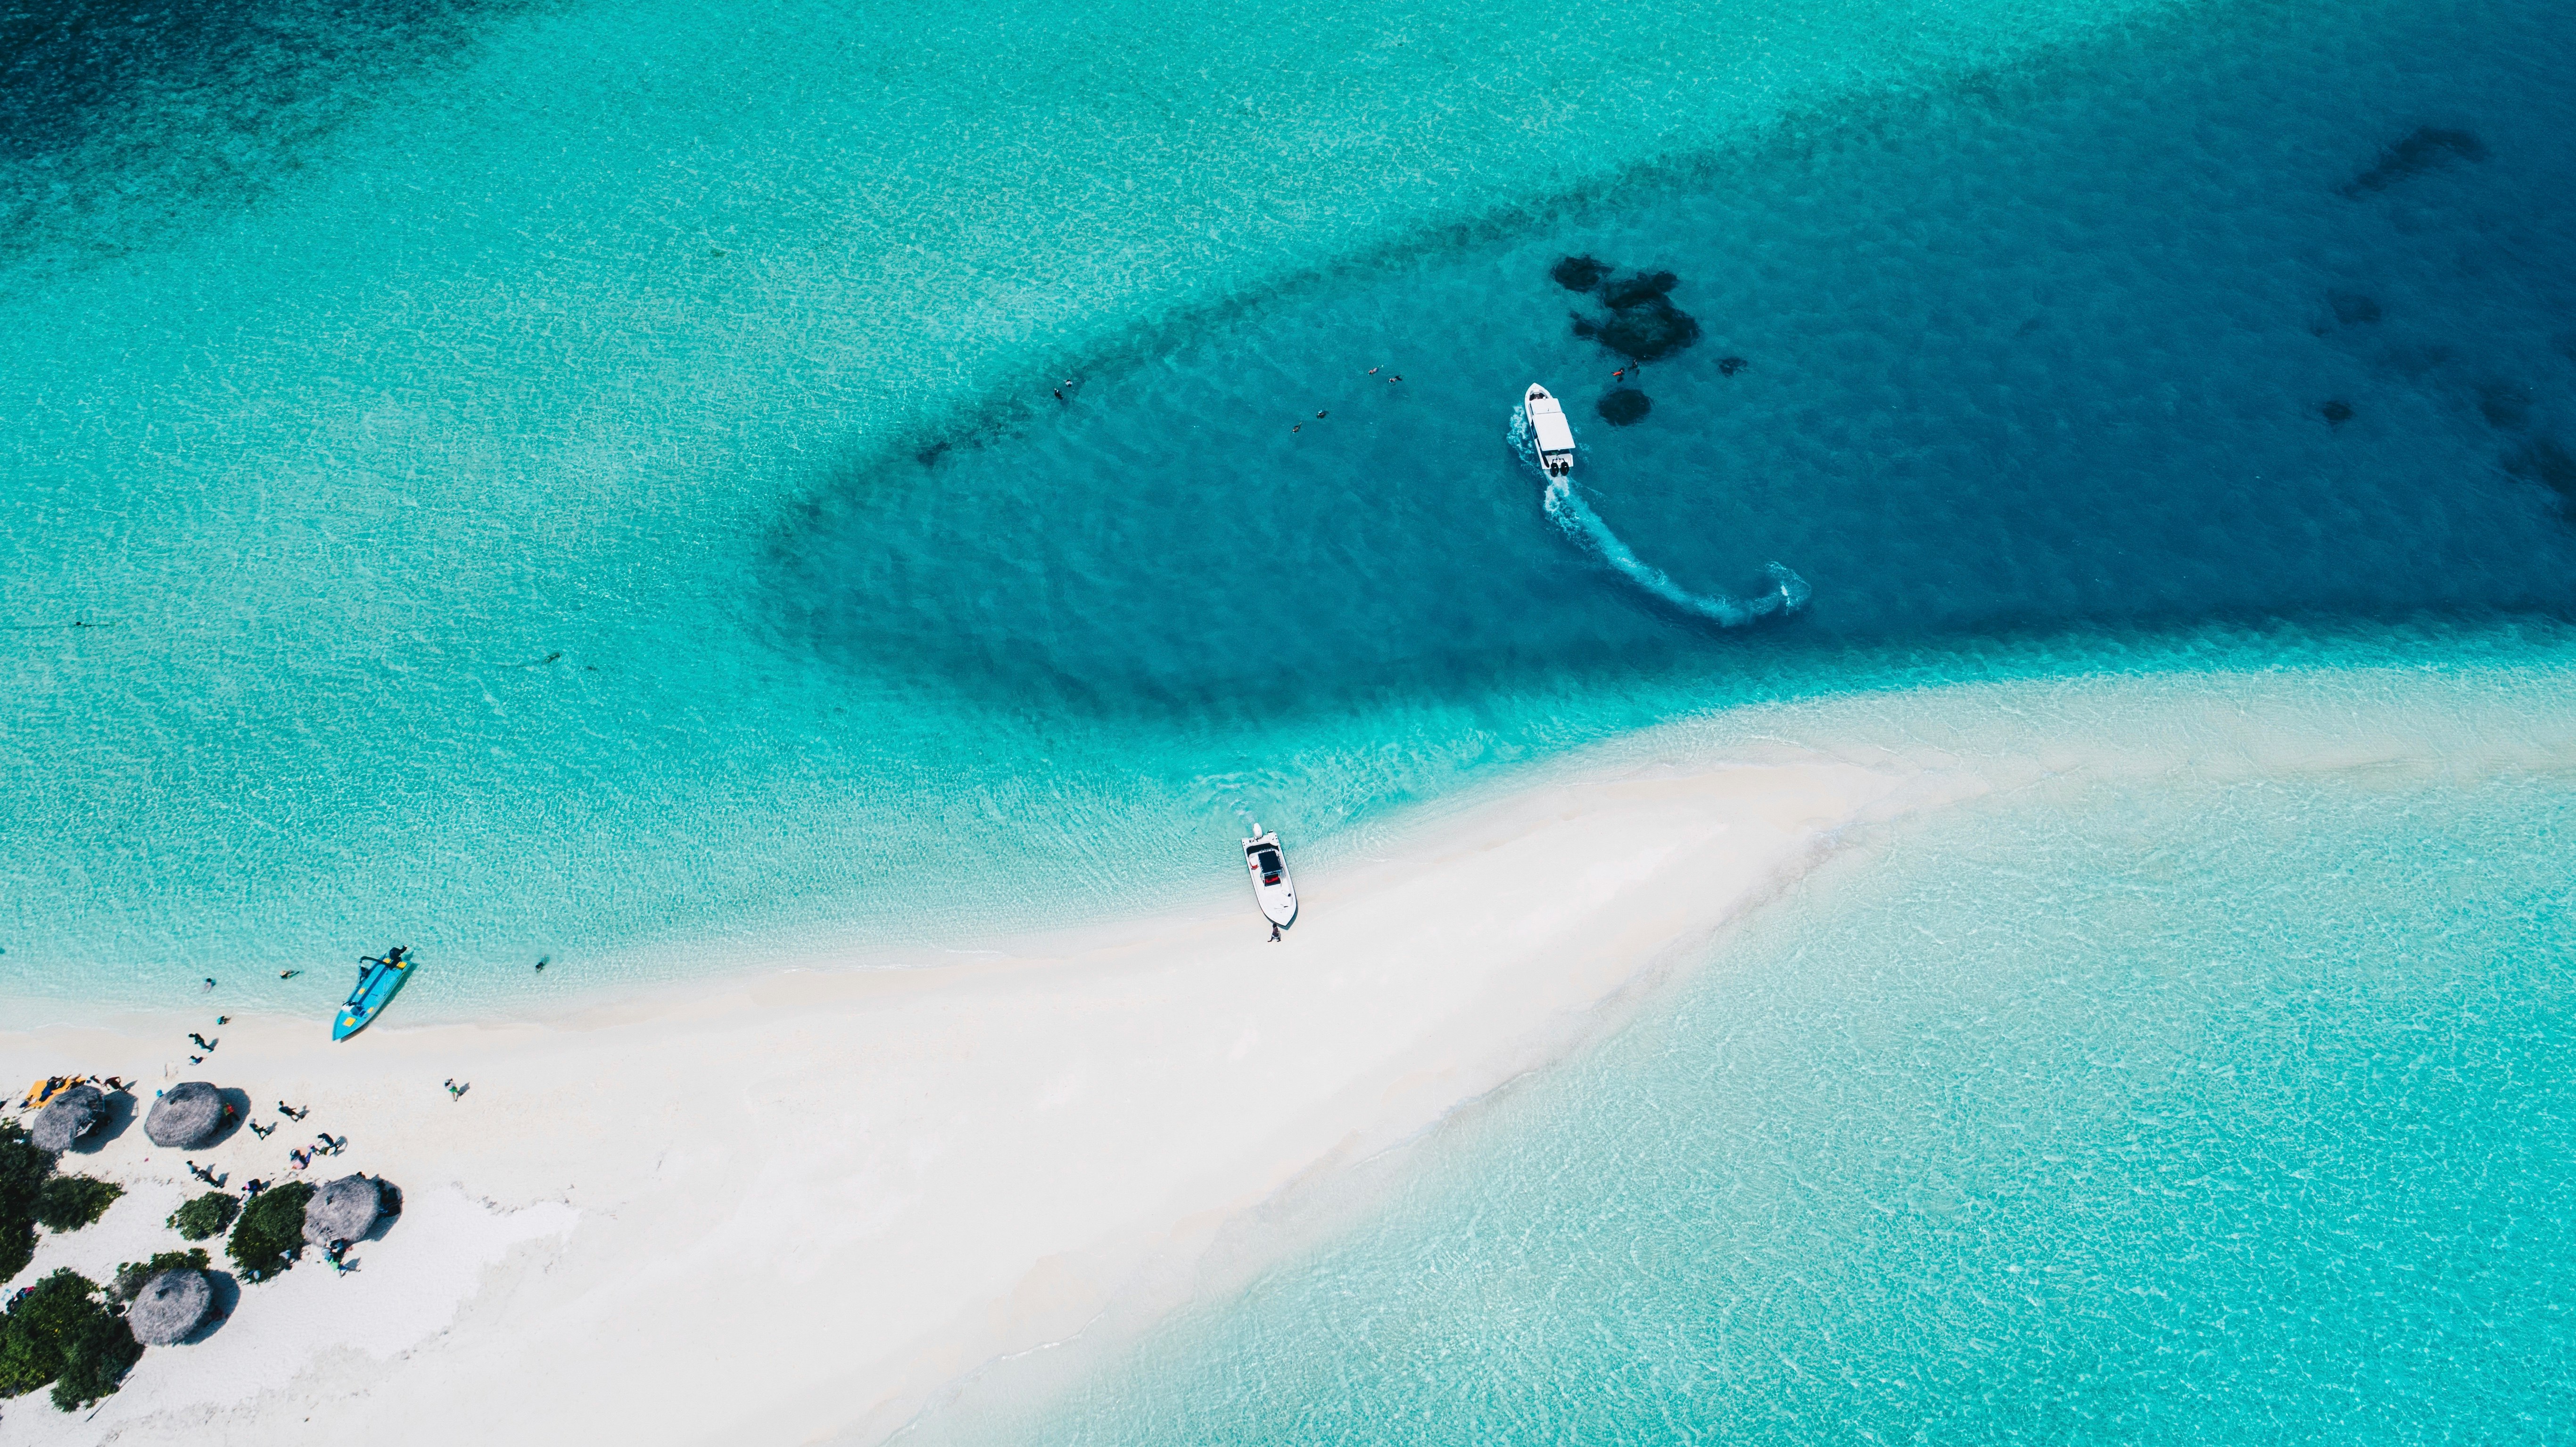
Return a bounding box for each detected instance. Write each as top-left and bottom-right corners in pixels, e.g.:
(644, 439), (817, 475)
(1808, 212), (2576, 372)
(8, 664), (2576, 1446)
(1, 746), (1953, 1445)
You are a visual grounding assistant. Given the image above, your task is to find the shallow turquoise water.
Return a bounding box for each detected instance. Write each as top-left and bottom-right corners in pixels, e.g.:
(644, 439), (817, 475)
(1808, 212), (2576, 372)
(8, 0), (2575, 1012)
(0, 0), (2240, 1006)
(6, 0), (2574, 1431)
(929, 762), (2576, 1444)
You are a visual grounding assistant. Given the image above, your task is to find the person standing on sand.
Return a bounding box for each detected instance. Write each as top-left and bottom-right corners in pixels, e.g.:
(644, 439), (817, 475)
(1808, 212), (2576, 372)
(1269, 922), (1282, 942)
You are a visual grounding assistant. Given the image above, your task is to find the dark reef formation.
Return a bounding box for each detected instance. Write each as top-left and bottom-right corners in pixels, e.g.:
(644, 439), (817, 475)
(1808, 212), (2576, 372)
(2478, 382), (2533, 429)
(2341, 127), (2486, 196)
(1550, 255), (1612, 292)
(2504, 438), (2576, 503)
(2321, 400), (2354, 426)
(1569, 268), (1702, 363)
(1596, 389), (1652, 426)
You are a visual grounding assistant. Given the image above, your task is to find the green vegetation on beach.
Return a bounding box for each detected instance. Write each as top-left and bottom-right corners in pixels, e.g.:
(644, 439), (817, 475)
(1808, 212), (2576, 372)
(227, 1181), (313, 1282)
(169, 1190), (240, 1241)
(110, 1249), (212, 1304)
(0, 1119), (121, 1279)
(0, 1269), (140, 1411)
(0, 1122), (44, 1280)
(34, 1175), (122, 1231)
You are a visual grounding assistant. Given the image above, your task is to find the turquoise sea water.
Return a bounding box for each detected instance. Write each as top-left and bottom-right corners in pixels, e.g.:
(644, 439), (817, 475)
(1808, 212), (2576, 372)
(7, 0), (2575, 1431)
(927, 757), (2576, 1444)
(4, 0), (2573, 1011)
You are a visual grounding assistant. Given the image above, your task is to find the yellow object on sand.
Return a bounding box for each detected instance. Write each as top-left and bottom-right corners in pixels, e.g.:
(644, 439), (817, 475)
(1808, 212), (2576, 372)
(21, 1075), (85, 1110)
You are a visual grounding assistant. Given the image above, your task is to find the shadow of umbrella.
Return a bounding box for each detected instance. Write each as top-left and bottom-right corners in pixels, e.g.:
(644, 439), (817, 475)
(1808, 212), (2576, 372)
(65, 1087), (138, 1153)
(180, 1272), (242, 1345)
(362, 1180), (404, 1243)
(209, 1088), (253, 1147)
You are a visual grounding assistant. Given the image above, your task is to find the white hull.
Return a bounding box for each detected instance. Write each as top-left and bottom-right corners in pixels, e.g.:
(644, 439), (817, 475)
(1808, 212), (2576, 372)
(1243, 826), (1297, 928)
(1525, 383), (1576, 477)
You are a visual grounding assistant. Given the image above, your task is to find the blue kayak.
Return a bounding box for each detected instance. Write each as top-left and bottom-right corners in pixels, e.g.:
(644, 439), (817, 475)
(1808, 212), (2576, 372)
(333, 946), (415, 1041)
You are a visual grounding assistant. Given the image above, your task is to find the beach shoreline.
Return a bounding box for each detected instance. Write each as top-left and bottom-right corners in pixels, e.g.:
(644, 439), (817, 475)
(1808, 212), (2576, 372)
(9, 661), (2576, 1444)
(1, 745), (1948, 1445)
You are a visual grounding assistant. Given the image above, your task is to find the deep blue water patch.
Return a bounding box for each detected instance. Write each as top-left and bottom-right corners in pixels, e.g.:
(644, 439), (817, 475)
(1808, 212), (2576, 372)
(775, 0), (2576, 720)
(0, 0), (528, 259)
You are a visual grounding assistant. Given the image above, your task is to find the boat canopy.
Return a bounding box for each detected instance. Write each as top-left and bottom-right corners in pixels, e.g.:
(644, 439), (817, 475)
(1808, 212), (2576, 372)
(1527, 389), (1576, 454)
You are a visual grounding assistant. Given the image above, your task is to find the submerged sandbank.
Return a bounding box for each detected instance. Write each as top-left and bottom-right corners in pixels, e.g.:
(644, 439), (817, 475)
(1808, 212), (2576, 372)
(4, 662), (2574, 1445)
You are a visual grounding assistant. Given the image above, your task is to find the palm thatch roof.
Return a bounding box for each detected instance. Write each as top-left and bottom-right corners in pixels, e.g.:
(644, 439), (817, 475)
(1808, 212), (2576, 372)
(29, 1084), (106, 1152)
(127, 1268), (214, 1346)
(143, 1081), (226, 1149)
(303, 1174), (384, 1248)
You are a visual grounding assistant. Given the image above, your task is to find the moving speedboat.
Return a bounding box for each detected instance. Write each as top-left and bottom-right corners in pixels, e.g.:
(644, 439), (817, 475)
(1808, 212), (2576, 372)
(1525, 383), (1576, 477)
(333, 945), (415, 1041)
(1243, 825), (1297, 929)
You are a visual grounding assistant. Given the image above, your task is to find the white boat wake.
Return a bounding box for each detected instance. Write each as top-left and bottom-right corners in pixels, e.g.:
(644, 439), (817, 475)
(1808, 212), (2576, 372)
(1511, 405), (1810, 627)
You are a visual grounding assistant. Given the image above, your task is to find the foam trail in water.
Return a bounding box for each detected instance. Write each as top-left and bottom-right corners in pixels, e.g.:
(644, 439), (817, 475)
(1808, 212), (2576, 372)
(1512, 407), (1809, 626)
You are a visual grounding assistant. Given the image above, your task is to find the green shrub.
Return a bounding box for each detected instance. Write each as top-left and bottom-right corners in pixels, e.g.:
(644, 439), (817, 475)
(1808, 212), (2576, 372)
(0, 1269), (140, 1411)
(33, 1175), (121, 1232)
(225, 1181), (313, 1283)
(167, 1191), (240, 1241)
(0, 1120), (55, 1280)
(108, 1249), (210, 1304)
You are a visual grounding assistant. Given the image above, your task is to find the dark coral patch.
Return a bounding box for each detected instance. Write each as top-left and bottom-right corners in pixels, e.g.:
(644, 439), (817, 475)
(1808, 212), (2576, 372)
(1718, 357), (1748, 376)
(1565, 265), (1701, 363)
(2479, 383), (2533, 429)
(1595, 301), (1700, 362)
(2341, 127), (2486, 196)
(1598, 271), (1678, 309)
(2321, 400), (2354, 425)
(2504, 438), (2576, 502)
(1550, 255), (1612, 292)
(1596, 389), (1652, 426)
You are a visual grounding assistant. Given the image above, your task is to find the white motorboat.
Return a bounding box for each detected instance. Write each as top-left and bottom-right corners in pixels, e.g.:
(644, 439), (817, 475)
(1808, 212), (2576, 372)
(1243, 824), (1297, 929)
(1525, 383), (1576, 478)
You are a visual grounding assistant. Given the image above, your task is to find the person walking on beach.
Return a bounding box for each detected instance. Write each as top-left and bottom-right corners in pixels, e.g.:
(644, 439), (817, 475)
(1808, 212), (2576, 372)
(277, 1101), (306, 1120)
(444, 1079), (469, 1101)
(1269, 922), (1282, 942)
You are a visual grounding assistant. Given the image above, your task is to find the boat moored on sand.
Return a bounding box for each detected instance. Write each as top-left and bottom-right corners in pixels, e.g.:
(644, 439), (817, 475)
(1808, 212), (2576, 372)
(1243, 825), (1297, 929)
(333, 945), (416, 1040)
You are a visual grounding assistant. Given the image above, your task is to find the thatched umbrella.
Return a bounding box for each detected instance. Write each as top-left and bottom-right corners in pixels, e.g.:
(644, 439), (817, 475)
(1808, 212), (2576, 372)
(144, 1081), (228, 1148)
(303, 1174), (384, 1248)
(29, 1084), (106, 1152)
(127, 1268), (214, 1346)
